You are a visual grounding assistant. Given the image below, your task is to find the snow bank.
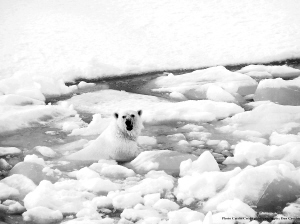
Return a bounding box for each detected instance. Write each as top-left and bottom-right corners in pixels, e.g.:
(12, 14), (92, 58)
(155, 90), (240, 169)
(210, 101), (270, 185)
(127, 150), (197, 175)
(219, 102), (300, 135)
(224, 141), (300, 166)
(238, 65), (300, 79)
(1, 0), (300, 84)
(0, 104), (77, 134)
(23, 206), (63, 224)
(254, 78), (300, 105)
(149, 66), (257, 101)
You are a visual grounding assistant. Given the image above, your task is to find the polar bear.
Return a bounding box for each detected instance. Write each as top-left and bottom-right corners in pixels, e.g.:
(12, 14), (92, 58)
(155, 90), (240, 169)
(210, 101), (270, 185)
(66, 109), (143, 162)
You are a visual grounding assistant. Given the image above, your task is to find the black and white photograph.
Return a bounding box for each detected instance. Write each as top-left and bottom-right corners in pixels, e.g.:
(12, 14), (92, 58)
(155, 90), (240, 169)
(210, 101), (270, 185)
(1, 0), (300, 223)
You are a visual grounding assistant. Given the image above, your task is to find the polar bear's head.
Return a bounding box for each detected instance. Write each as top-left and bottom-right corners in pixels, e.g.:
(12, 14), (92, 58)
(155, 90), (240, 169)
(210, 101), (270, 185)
(114, 110), (143, 136)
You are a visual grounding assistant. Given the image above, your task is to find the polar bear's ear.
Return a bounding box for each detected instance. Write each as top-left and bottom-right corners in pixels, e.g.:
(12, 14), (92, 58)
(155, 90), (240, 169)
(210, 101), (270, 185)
(137, 110), (142, 116)
(114, 112), (119, 119)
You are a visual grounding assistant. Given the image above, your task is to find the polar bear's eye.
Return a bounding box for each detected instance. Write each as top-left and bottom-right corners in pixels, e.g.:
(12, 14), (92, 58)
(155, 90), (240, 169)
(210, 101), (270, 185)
(131, 114), (135, 118)
(122, 116), (126, 119)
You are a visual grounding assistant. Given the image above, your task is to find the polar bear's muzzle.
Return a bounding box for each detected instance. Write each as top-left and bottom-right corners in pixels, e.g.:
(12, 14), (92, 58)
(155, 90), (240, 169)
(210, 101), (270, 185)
(125, 119), (134, 131)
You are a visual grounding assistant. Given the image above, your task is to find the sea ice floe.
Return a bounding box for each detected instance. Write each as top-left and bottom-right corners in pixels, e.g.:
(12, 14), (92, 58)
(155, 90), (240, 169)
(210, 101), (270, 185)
(148, 66), (257, 101)
(238, 65), (300, 79)
(0, 104), (77, 134)
(219, 102), (300, 136)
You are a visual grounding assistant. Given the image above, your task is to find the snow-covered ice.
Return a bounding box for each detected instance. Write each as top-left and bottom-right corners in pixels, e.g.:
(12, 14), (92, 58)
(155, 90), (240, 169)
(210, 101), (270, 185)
(148, 66), (258, 101)
(0, 104), (77, 134)
(1, 0), (300, 84)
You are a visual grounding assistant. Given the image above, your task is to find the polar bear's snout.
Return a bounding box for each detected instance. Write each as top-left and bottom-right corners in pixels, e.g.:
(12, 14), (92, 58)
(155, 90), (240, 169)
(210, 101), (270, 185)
(125, 118), (134, 131)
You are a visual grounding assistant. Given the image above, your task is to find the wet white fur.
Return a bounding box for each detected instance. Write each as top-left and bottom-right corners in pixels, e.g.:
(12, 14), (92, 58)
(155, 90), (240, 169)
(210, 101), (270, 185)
(66, 110), (143, 161)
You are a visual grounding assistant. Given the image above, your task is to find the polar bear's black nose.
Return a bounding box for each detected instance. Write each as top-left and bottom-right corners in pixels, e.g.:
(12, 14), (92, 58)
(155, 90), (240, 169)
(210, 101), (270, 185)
(125, 119), (133, 131)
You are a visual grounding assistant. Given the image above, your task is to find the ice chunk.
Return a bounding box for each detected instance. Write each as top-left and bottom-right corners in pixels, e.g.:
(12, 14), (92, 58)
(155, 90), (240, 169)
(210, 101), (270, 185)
(35, 146), (57, 158)
(0, 183), (19, 200)
(238, 65), (300, 79)
(224, 141), (300, 166)
(166, 207), (204, 224)
(0, 147), (21, 156)
(220, 102), (300, 135)
(152, 199), (179, 212)
(126, 174), (174, 196)
(79, 178), (120, 194)
(0, 94), (45, 106)
(180, 151), (219, 177)
(24, 154), (46, 166)
(90, 163), (135, 179)
(0, 104), (76, 134)
(245, 71), (273, 79)
(217, 198), (256, 218)
(78, 81), (96, 89)
(70, 114), (111, 136)
(127, 150), (197, 175)
(143, 100), (244, 125)
(9, 162), (58, 185)
(120, 208), (161, 222)
(283, 201), (300, 217)
(175, 168), (241, 202)
(22, 206), (63, 224)
(65, 89), (168, 115)
(76, 207), (102, 219)
(149, 67), (258, 99)
(3, 200), (25, 214)
(254, 78), (300, 105)
(92, 196), (113, 209)
(75, 167), (100, 180)
(112, 192), (143, 209)
(269, 132), (300, 146)
(1, 174), (36, 199)
(143, 193), (161, 207)
(24, 180), (96, 214)
(203, 162), (299, 211)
